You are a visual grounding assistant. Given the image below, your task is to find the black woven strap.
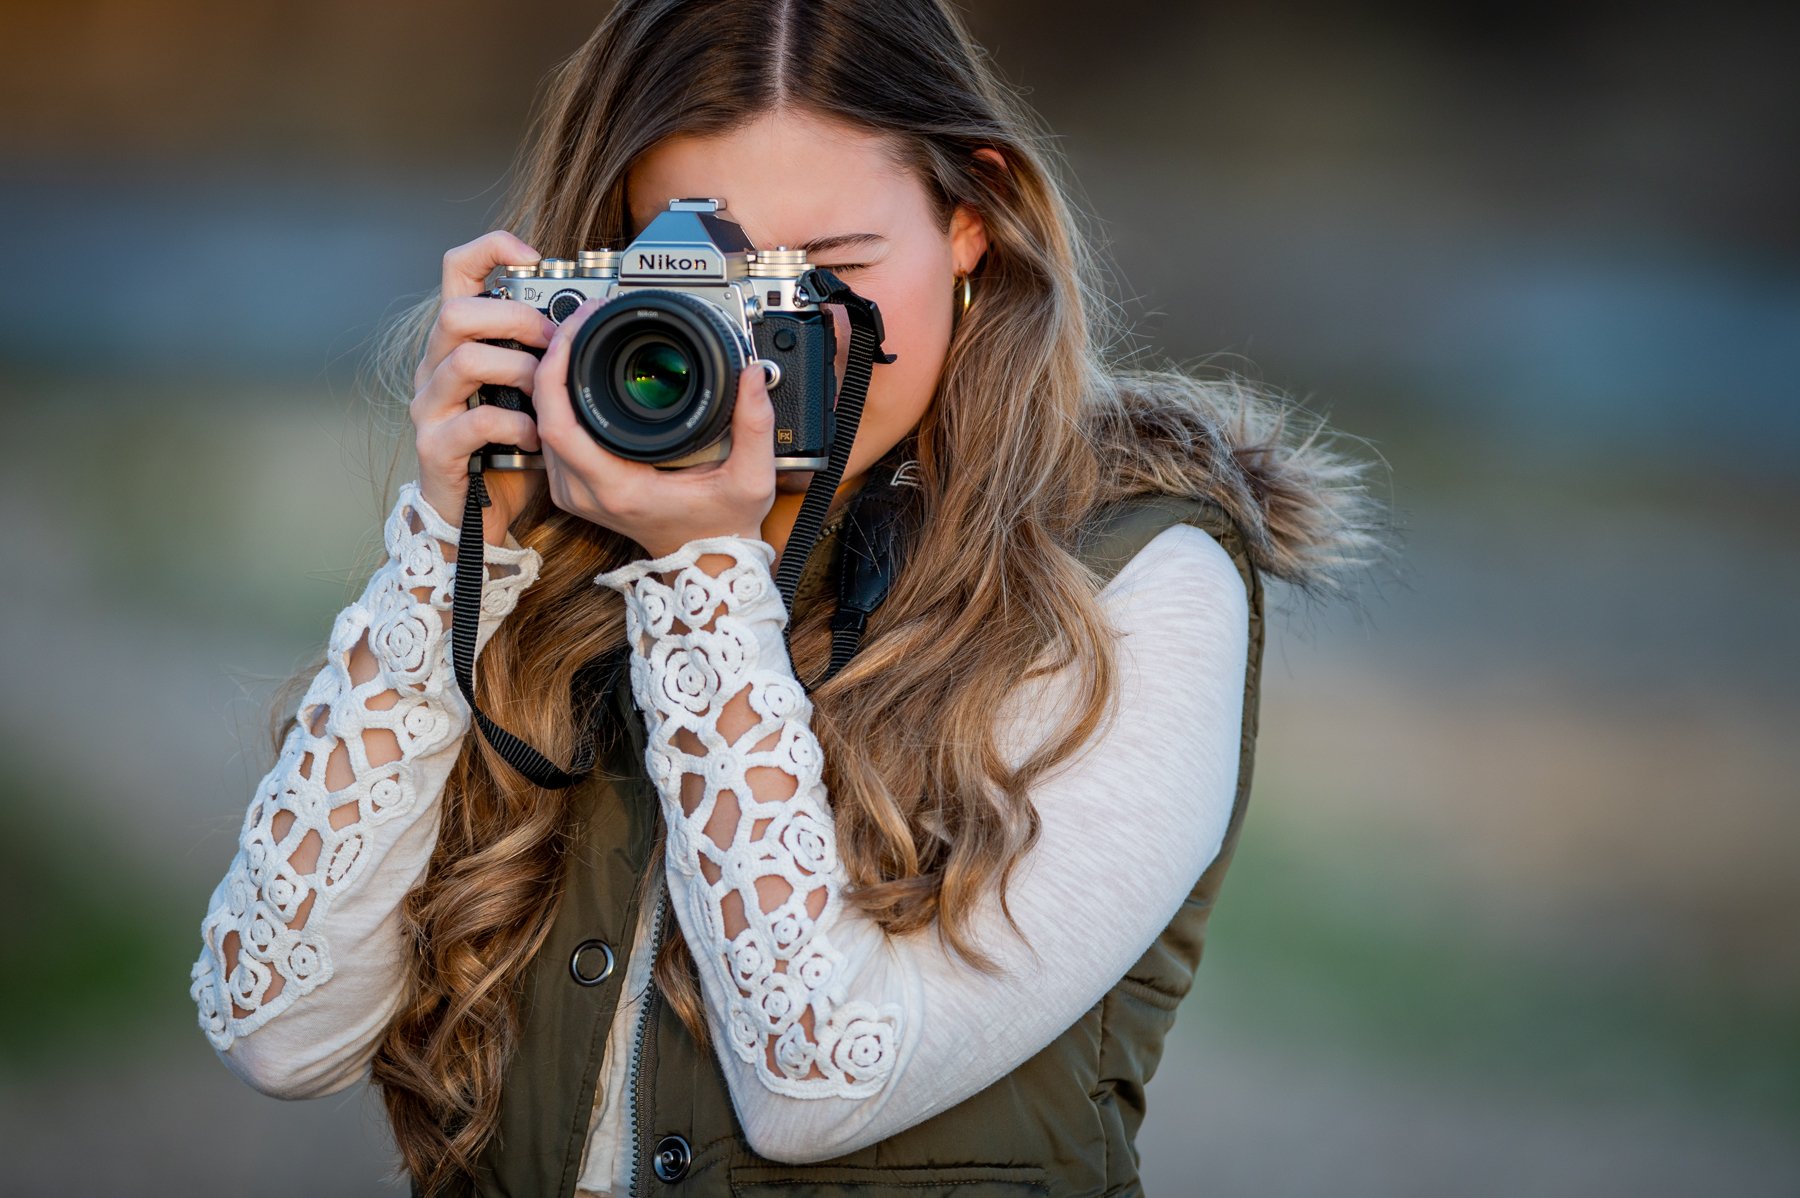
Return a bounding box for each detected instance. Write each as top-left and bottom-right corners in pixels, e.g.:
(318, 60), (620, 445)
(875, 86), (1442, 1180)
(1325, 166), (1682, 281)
(451, 472), (622, 789)
(771, 268), (896, 612)
(449, 269), (893, 787)
(816, 441), (919, 687)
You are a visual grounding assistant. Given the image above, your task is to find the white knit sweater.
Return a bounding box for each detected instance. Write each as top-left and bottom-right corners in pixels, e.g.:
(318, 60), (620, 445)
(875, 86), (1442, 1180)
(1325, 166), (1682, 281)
(190, 480), (1249, 1193)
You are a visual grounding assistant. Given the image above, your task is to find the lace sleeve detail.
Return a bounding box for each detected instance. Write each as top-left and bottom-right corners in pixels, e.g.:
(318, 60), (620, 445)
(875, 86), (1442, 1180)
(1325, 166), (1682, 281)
(601, 525), (1248, 1164)
(595, 539), (903, 1100)
(191, 481), (541, 1070)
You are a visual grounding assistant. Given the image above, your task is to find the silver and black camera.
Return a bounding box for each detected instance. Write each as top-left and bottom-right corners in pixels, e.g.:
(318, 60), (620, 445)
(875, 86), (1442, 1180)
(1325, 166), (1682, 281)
(476, 197), (839, 472)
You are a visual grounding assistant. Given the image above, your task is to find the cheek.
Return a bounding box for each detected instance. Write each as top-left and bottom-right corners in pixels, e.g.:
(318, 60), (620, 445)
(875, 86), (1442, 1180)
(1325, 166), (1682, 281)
(829, 305), (851, 389)
(817, 261), (954, 479)
(862, 268), (953, 427)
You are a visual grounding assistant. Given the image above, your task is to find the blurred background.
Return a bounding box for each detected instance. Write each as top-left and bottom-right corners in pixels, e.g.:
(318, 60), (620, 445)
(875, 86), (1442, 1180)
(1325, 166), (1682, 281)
(2, 1), (1796, 1194)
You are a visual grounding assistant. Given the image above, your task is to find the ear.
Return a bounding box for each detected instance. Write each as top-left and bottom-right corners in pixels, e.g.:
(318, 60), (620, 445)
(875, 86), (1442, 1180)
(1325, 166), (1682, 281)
(950, 148), (1006, 275)
(949, 204), (989, 276)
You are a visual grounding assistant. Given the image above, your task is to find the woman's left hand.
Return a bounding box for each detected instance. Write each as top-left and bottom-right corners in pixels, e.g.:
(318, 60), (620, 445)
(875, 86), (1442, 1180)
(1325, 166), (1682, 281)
(531, 298), (778, 560)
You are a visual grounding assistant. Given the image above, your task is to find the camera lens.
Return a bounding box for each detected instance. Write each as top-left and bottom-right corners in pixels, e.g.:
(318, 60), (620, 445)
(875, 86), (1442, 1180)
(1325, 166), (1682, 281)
(617, 336), (693, 412)
(566, 289), (745, 464)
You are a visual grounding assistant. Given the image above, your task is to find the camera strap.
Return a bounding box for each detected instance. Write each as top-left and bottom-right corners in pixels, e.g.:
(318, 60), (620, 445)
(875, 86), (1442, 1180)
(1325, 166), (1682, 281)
(813, 437), (920, 687)
(452, 473), (618, 790)
(771, 268), (898, 608)
(448, 267), (894, 789)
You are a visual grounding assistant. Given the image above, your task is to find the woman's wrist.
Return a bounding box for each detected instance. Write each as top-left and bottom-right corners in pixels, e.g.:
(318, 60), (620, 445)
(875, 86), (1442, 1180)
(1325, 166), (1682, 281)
(636, 527), (766, 567)
(593, 535), (784, 649)
(413, 477), (530, 552)
(403, 480), (532, 559)
(597, 533), (774, 593)
(651, 542), (764, 588)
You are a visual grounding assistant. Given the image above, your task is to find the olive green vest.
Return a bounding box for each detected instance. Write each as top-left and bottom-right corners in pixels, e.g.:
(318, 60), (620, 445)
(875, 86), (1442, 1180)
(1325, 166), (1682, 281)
(443, 493), (1266, 1198)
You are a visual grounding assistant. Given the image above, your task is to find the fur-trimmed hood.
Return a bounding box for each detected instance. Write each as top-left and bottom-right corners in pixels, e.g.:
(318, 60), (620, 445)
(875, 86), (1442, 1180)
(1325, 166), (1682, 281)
(1094, 370), (1395, 603)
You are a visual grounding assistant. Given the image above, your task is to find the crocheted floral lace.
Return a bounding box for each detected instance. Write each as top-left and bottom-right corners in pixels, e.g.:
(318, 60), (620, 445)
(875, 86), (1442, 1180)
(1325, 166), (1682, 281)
(595, 538), (902, 1099)
(191, 482), (540, 1049)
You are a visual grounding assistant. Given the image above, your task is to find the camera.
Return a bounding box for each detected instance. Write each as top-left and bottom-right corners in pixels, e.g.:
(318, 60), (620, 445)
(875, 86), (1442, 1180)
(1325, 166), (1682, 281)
(475, 197), (839, 472)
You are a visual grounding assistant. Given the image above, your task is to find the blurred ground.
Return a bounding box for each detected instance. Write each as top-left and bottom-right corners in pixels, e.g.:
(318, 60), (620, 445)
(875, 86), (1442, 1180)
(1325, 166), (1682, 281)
(2, 2), (1796, 1195)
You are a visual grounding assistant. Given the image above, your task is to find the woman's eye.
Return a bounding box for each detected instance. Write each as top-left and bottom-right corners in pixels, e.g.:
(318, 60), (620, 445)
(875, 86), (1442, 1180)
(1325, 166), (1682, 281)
(820, 262), (869, 273)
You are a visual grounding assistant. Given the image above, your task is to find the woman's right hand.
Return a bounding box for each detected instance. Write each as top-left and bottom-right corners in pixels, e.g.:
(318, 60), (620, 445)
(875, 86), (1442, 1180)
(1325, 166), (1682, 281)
(412, 230), (560, 547)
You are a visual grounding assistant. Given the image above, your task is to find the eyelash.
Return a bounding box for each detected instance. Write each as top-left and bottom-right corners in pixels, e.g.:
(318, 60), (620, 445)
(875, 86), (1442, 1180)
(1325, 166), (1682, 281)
(822, 262), (870, 272)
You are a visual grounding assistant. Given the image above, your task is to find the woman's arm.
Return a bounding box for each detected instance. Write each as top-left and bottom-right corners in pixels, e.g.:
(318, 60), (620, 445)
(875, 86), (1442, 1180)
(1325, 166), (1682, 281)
(594, 521), (1247, 1161)
(190, 481), (541, 1098)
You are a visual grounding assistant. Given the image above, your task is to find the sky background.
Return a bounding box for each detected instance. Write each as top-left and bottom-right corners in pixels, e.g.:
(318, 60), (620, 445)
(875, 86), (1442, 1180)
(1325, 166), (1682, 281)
(2, 2), (1796, 1194)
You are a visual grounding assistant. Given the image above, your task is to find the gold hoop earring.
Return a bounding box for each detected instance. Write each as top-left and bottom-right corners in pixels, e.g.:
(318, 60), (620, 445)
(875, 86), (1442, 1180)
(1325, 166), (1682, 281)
(954, 272), (973, 317)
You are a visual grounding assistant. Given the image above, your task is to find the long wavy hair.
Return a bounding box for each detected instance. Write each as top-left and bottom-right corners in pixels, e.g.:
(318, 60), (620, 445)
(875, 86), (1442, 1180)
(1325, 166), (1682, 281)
(264, 0), (1393, 1191)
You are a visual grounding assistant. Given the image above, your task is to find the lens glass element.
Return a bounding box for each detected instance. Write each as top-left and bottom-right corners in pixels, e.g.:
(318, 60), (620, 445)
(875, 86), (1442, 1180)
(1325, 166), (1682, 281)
(621, 339), (692, 411)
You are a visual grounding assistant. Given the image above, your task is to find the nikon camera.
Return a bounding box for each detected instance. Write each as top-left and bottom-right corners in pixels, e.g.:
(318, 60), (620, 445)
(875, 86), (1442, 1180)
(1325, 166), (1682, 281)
(475, 198), (838, 472)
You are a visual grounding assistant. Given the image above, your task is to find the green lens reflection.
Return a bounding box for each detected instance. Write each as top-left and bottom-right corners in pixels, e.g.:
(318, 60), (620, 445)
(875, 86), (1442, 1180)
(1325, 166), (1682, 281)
(622, 341), (692, 410)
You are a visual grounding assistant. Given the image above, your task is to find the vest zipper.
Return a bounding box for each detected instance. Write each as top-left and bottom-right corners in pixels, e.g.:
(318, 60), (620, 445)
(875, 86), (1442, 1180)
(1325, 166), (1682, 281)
(626, 875), (669, 1197)
(623, 517), (842, 1193)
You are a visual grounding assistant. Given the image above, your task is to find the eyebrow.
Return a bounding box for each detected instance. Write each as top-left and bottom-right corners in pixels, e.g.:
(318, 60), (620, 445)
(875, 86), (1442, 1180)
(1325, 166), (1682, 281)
(792, 232), (886, 255)
(624, 216), (885, 256)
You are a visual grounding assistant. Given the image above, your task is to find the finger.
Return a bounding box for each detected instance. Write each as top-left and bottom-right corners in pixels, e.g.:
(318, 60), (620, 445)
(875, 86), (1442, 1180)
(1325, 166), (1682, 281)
(417, 404), (540, 479)
(441, 229), (540, 301)
(447, 402), (541, 455)
(421, 295), (558, 378)
(724, 363), (778, 493)
(411, 341), (540, 425)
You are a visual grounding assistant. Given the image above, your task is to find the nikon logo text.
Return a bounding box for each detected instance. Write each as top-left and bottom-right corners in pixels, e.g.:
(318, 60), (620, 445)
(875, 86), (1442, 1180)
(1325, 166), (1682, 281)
(637, 252), (712, 273)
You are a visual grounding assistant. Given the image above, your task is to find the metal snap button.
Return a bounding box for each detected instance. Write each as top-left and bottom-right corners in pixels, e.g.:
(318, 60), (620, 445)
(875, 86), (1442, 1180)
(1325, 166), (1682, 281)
(569, 939), (615, 986)
(653, 1133), (692, 1182)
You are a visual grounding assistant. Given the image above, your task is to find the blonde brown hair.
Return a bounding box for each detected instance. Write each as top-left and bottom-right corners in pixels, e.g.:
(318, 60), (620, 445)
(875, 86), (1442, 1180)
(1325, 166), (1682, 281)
(273, 0), (1393, 1190)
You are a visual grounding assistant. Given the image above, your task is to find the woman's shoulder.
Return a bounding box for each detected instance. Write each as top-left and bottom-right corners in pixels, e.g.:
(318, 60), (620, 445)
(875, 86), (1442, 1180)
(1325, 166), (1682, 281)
(1101, 520), (1247, 623)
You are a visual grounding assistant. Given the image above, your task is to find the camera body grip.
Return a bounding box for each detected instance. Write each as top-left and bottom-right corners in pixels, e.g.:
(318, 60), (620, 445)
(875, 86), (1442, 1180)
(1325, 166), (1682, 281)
(473, 335), (546, 469)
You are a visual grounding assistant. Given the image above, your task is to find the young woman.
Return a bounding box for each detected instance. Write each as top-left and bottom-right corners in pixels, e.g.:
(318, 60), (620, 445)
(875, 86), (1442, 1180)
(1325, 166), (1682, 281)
(191, 2), (1388, 1194)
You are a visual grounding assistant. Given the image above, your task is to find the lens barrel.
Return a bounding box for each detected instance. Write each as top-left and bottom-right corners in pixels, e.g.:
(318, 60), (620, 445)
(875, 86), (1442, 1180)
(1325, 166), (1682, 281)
(565, 290), (745, 463)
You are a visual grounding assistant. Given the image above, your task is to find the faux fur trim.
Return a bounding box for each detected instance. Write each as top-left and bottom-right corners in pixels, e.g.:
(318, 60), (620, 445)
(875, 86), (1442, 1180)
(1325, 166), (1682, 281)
(1092, 371), (1397, 601)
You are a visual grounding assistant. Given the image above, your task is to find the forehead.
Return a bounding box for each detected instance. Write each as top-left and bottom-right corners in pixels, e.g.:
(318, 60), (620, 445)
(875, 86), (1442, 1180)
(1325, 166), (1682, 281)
(625, 110), (922, 244)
